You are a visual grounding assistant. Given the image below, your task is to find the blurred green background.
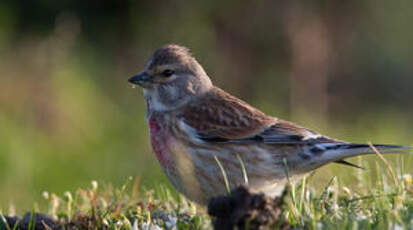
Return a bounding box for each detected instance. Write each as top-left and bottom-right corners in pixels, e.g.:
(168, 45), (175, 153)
(0, 0), (412, 212)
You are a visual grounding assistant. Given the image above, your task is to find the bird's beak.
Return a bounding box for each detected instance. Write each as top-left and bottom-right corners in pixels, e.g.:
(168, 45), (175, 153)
(128, 72), (152, 87)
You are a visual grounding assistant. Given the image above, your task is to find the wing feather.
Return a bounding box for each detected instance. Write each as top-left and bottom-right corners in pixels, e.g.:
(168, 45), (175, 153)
(180, 87), (336, 145)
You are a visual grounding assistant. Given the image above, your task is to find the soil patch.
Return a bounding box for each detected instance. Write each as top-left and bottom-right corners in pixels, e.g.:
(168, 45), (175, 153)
(208, 186), (289, 230)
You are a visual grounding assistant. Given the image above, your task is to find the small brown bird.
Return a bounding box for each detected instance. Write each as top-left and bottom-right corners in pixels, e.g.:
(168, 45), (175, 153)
(129, 44), (409, 204)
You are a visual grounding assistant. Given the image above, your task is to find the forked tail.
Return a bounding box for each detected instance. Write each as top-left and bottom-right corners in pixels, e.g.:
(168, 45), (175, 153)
(301, 143), (411, 170)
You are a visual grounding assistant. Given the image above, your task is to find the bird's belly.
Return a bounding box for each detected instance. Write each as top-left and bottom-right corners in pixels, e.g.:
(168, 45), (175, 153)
(186, 143), (300, 202)
(148, 116), (303, 203)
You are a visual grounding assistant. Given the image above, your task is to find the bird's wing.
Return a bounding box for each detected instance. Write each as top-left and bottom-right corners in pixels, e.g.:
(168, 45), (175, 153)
(236, 120), (339, 144)
(180, 87), (336, 145)
(180, 87), (409, 169)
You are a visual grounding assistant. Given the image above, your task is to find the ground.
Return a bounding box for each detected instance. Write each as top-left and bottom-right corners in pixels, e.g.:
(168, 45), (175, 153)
(1, 157), (413, 230)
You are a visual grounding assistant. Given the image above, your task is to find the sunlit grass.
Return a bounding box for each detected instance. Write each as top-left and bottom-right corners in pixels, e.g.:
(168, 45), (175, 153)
(1, 177), (210, 230)
(281, 149), (413, 229)
(1, 155), (413, 229)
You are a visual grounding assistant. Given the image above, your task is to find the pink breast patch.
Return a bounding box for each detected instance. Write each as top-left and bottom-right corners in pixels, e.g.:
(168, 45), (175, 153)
(148, 116), (170, 167)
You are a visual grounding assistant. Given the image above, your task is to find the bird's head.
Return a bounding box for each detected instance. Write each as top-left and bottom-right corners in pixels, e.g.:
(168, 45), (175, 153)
(129, 44), (213, 112)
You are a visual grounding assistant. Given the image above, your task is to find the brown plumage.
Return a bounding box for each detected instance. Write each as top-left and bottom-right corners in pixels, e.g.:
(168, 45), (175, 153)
(128, 44), (410, 204)
(181, 87), (276, 139)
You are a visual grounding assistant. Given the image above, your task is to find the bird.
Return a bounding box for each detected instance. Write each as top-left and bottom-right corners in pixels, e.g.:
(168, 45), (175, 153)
(128, 44), (410, 204)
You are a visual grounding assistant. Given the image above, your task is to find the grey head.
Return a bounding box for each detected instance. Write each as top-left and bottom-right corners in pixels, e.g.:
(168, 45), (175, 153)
(128, 44), (213, 114)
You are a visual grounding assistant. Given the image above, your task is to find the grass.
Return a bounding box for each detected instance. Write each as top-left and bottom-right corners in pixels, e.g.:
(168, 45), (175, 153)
(279, 149), (413, 229)
(283, 173), (412, 229)
(1, 151), (413, 229)
(1, 177), (211, 229)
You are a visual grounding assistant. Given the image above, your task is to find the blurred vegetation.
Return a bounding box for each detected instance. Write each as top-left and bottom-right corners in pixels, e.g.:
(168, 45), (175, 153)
(0, 0), (412, 212)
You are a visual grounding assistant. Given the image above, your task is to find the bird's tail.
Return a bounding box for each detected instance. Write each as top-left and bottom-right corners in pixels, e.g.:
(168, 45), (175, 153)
(301, 143), (411, 170)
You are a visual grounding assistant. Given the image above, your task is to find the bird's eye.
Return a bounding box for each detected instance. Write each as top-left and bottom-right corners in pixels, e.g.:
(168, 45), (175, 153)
(162, 69), (174, 77)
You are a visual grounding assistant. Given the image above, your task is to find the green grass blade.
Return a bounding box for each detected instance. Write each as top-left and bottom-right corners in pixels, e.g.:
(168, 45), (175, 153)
(236, 154), (249, 185)
(214, 155), (230, 194)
